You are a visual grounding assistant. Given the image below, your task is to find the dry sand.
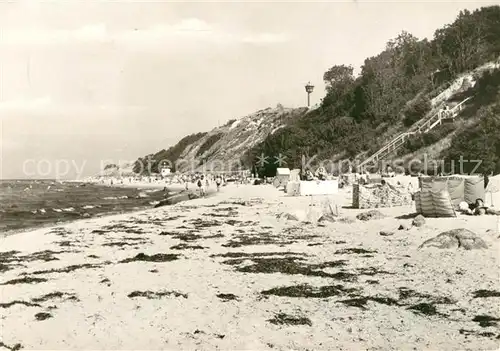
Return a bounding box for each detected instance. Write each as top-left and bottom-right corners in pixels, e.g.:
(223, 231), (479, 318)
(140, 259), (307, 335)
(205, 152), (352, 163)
(1, 184), (499, 350)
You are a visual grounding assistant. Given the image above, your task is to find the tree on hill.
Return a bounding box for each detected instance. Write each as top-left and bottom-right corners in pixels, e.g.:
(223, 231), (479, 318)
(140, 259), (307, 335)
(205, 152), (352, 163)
(245, 5), (500, 171)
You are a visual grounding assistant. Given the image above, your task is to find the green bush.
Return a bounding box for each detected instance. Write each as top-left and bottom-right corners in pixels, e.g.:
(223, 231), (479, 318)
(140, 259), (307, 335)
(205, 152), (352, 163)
(403, 96), (432, 127)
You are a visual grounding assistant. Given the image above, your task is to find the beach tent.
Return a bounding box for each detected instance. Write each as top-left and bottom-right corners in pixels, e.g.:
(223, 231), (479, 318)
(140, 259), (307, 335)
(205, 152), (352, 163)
(286, 180), (338, 196)
(419, 175), (484, 208)
(414, 185), (456, 218)
(290, 169), (301, 182)
(273, 168), (291, 188)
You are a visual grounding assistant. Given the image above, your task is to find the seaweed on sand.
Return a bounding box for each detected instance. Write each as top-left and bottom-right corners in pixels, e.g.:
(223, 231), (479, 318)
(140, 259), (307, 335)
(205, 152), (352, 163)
(221, 227), (314, 247)
(211, 252), (308, 259)
(186, 218), (223, 228)
(268, 313), (312, 326)
(170, 243), (206, 250)
(0, 300), (41, 308)
(398, 287), (455, 305)
(29, 263), (103, 275)
(473, 315), (500, 327)
(32, 292), (78, 303)
(2, 250), (69, 265)
(225, 220), (258, 227)
(222, 256), (357, 281)
(473, 290), (500, 298)
(335, 248), (377, 255)
(119, 253), (179, 263)
(1, 276), (48, 285)
(339, 296), (399, 309)
(159, 231), (203, 242)
(261, 284), (358, 298)
(459, 329), (500, 339)
(0, 342), (23, 351)
(407, 303), (446, 316)
(127, 290), (188, 299)
(34, 312), (52, 321)
(216, 293), (239, 301)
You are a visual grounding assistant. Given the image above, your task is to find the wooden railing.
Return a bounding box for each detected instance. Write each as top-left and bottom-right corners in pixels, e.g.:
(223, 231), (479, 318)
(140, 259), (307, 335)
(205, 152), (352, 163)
(358, 96), (472, 170)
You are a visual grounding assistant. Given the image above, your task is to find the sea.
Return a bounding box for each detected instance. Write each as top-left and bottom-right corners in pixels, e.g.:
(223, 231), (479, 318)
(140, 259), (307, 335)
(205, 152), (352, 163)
(0, 180), (171, 234)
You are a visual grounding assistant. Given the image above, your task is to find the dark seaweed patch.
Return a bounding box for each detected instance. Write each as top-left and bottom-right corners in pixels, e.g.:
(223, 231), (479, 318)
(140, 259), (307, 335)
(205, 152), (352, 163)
(473, 290), (500, 298)
(120, 253), (179, 263)
(34, 312), (52, 321)
(222, 233), (294, 248)
(127, 290), (187, 299)
(0, 300), (41, 308)
(30, 263), (102, 275)
(261, 284), (357, 298)
(170, 244), (205, 250)
(335, 248), (377, 255)
(398, 287), (455, 304)
(407, 303), (441, 316)
(0, 342), (23, 351)
(32, 292), (78, 303)
(222, 257), (356, 281)
(211, 252), (308, 259)
(187, 218), (223, 228)
(102, 240), (147, 248)
(204, 233), (225, 239)
(473, 315), (500, 327)
(268, 313), (312, 326)
(339, 296), (399, 309)
(356, 267), (395, 276)
(216, 293), (239, 301)
(1, 276), (48, 285)
(160, 231), (202, 242)
(459, 329), (500, 339)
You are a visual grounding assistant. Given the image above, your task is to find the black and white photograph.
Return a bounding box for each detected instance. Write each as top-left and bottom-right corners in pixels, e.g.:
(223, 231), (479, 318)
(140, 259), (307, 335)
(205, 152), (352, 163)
(1, 1), (500, 349)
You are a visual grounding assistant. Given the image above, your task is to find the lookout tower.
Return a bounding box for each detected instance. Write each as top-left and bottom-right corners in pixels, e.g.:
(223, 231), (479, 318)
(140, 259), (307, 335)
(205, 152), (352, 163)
(305, 82), (314, 107)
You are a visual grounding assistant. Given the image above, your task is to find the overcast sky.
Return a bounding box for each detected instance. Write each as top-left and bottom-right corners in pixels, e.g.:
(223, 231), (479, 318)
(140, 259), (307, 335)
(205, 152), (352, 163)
(0, 0), (497, 179)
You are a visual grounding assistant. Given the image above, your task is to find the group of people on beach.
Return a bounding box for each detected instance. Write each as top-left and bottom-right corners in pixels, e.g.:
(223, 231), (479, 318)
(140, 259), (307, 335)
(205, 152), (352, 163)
(185, 174), (224, 196)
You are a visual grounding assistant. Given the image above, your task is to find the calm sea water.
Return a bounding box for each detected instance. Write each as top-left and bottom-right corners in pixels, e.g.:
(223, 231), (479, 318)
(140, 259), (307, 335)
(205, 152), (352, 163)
(0, 180), (171, 234)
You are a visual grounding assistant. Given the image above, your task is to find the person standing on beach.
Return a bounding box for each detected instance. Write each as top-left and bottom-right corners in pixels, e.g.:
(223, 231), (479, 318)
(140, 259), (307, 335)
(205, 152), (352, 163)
(197, 176), (205, 196)
(215, 175), (222, 191)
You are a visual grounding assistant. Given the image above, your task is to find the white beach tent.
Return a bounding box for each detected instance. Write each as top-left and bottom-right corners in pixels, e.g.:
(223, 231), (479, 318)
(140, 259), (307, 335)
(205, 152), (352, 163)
(286, 179), (339, 196)
(273, 168), (291, 188)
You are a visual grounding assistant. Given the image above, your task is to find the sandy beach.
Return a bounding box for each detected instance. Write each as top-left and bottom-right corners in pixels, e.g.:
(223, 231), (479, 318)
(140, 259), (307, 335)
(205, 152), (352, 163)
(1, 184), (499, 350)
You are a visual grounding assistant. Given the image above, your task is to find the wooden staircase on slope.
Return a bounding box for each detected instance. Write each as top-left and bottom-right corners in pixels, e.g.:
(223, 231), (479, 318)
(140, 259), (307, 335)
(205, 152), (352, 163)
(358, 96), (472, 170)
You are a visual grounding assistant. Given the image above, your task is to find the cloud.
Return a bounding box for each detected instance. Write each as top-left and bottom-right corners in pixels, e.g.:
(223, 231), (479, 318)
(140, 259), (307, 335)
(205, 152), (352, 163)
(1, 18), (289, 48)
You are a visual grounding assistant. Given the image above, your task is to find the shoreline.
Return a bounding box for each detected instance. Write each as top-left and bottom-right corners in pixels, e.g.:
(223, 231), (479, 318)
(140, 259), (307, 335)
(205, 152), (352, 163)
(0, 182), (219, 238)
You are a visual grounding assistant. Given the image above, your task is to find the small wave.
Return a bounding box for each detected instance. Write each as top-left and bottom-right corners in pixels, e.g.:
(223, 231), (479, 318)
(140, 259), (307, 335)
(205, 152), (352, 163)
(83, 205), (95, 209)
(63, 207), (75, 212)
(149, 201), (160, 206)
(53, 208), (62, 212)
(103, 196), (129, 200)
